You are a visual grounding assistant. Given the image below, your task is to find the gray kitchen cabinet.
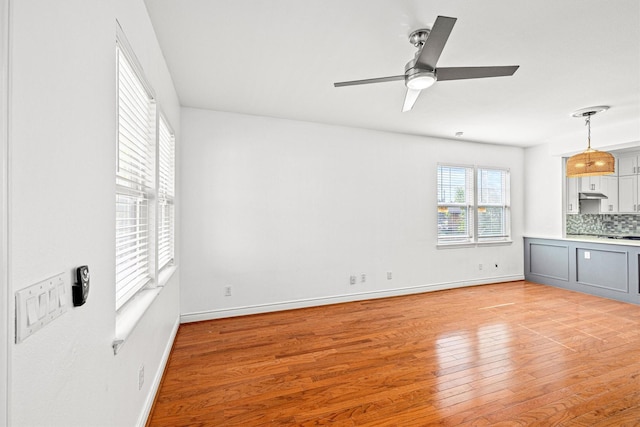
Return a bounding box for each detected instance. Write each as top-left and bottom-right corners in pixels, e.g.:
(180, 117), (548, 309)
(524, 237), (640, 306)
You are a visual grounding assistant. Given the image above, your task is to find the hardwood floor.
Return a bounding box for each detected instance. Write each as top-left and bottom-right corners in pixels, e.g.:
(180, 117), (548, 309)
(148, 281), (640, 426)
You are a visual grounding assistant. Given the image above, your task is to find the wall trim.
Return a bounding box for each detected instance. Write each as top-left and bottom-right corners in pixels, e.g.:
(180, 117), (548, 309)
(1, 0), (9, 424)
(181, 275), (524, 323)
(136, 315), (180, 427)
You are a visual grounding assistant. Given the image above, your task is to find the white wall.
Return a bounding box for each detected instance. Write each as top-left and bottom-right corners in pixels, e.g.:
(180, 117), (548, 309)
(181, 108), (524, 320)
(523, 143), (564, 237)
(8, 1), (180, 426)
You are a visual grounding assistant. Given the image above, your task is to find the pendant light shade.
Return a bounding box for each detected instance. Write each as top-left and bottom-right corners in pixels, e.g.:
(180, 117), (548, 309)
(566, 148), (615, 177)
(566, 107), (614, 178)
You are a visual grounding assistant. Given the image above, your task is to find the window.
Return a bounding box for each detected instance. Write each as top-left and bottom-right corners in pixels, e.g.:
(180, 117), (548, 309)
(116, 38), (176, 311)
(157, 116), (175, 271)
(437, 166), (473, 243)
(437, 164), (510, 245)
(115, 44), (155, 310)
(477, 168), (509, 240)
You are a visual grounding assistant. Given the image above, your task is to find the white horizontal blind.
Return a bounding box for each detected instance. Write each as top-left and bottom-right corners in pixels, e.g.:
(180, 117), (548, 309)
(477, 168), (509, 239)
(157, 115), (175, 271)
(115, 45), (155, 310)
(437, 165), (473, 243)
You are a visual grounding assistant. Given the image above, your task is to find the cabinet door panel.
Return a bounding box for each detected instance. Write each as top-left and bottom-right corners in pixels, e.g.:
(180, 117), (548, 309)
(567, 177), (579, 213)
(600, 176), (618, 213)
(618, 175), (637, 213)
(618, 156), (637, 176)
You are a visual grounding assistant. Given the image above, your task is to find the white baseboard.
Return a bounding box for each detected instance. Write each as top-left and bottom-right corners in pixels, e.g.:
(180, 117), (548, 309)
(137, 315), (180, 427)
(181, 275), (524, 323)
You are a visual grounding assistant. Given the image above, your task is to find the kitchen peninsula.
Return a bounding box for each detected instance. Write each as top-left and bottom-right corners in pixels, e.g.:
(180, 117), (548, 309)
(524, 235), (640, 305)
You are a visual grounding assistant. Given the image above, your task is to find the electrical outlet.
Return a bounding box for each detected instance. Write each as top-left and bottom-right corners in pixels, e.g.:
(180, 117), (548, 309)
(360, 273), (366, 283)
(386, 271), (392, 280)
(138, 365), (144, 390)
(479, 264), (483, 270)
(224, 286), (232, 296)
(349, 275), (356, 285)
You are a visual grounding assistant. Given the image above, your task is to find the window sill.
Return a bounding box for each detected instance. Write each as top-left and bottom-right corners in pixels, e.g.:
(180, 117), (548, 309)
(437, 241), (476, 249)
(112, 265), (176, 355)
(437, 240), (513, 249)
(477, 240), (513, 247)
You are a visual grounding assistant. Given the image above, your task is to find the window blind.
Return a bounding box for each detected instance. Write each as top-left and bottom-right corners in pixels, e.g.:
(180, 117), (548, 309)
(115, 45), (155, 310)
(477, 168), (509, 239)
(437, 165), (473, 242)
(157, 116), (175, 271)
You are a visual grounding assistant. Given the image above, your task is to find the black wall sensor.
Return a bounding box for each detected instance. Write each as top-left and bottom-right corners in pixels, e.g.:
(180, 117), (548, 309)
(73, 265), (90, 306)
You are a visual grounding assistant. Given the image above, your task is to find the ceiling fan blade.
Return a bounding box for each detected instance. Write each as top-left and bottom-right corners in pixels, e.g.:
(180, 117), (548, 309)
(415, 16), (457, 70)
(334, 75), (405, 87)
(402, 88), (422, 112)
(436, 65), (519, 81)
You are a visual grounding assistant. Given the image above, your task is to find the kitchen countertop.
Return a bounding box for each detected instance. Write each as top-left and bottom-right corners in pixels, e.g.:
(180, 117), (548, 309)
(527, 234), (640, 246)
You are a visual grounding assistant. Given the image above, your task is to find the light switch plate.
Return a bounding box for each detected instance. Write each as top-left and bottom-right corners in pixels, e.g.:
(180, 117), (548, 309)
(15, 272), (68, 343)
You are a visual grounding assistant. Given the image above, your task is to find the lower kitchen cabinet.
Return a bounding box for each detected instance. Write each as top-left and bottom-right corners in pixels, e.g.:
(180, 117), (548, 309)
(524, 237), (640, 305)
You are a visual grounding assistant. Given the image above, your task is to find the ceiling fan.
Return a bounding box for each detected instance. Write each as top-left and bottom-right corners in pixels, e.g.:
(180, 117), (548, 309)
(334, 16), (519, 112)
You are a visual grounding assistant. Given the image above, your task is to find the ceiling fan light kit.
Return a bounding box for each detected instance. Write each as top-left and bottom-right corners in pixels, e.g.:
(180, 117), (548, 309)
(406, 72), (436, 90)
(334, 16), (520, 112)
(566, 106), (615, 178)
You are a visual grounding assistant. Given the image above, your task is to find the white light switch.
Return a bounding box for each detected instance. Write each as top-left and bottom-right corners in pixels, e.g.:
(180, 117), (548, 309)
(584, 251), (591, 259)
(26, 297), (38, 326)
(48, 287), (58, 313)
(38, 293), (47, 319)
(58, 283), (66, 306)
(16, 272), (68, 343)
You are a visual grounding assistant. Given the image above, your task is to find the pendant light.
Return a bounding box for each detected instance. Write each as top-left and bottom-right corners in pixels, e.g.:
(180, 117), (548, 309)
(566, 106), (615, 177)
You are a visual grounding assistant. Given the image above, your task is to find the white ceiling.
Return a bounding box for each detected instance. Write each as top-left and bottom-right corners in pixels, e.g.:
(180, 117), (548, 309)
(144, 0), (640, 148)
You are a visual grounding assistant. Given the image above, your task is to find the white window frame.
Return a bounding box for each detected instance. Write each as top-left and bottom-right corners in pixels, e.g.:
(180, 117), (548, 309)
(437, 164), (511, 246)
(115, 29), (176, 314)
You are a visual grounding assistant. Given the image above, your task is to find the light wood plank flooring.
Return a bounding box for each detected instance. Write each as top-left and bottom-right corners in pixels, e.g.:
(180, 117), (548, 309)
(148, 281), (640, 426)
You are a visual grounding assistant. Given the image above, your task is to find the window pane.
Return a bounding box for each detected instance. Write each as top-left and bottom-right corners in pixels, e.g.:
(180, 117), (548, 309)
(478, 169), (505, 205)
(437, 166), (470, 204)
(478, 206), (505, 237)
(437, 206), (469, 239)
(157, 116), (175, 271)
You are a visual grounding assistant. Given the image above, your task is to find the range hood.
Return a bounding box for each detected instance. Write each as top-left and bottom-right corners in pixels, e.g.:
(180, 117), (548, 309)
(579, 192), (608, 200)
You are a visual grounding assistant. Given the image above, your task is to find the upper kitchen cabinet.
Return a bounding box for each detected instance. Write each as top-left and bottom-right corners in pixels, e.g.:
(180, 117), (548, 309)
(617, 153), (640, 213)
(567, 177), (580, 214)
(580, 176), (603, 192)
(600, 175), (618, 213)
(619, 174), (639, 213)
(618, 155), (638, 176)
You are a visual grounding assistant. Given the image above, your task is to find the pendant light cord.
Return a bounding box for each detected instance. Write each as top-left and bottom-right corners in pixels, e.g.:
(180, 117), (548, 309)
(585, 114), (591, 150)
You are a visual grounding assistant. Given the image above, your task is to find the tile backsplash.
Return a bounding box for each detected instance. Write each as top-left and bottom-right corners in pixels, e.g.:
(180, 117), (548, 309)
(566, 214), (640, 236)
